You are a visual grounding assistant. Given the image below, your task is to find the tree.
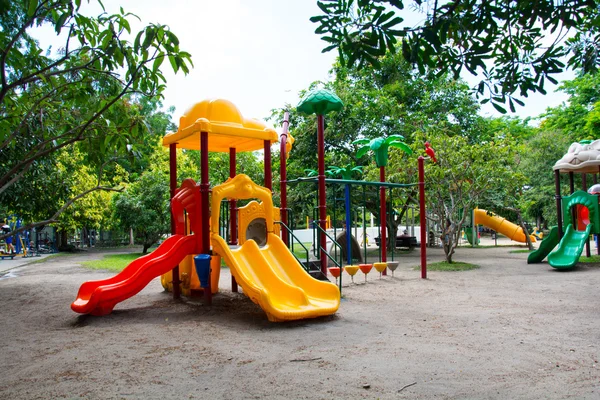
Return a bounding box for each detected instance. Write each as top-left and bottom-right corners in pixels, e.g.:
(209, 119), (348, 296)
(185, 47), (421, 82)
(311, 0), (600, 112)
(541, 72), (600, 140)
(421, 133), (523, 262)
(270, 49), (486, 228)
(0, 0), (192, 239)
(519, 130), (573, 228)
(112, 168), (169, 254)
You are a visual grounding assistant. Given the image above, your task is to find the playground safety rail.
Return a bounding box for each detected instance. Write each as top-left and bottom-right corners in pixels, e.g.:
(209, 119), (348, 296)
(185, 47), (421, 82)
(274, 220), (311, 270)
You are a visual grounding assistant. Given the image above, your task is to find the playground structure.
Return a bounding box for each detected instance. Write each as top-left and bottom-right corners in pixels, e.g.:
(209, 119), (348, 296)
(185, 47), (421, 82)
(464, 208), (536, 245)
(71, 93), (430, 321)
(72, 98), (343, 321)
(0, 217), (49, 258)
(528, 140), (600, 269)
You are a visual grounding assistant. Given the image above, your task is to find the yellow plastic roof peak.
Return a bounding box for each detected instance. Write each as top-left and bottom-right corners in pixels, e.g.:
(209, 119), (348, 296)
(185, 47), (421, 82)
(162, 98), (278, 152)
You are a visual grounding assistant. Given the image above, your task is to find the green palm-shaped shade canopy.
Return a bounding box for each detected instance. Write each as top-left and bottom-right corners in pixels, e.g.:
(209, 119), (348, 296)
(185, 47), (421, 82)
(297, 89), (344, 115)
(353, 135), (412, 167)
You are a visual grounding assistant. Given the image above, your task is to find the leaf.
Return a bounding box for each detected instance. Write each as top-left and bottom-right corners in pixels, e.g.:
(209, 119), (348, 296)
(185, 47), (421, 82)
(492, 102), (507, 114)
(165, 30), (179, 47)
(142, 27), (155, 49)
(27, 0), (37, 17)
(153, 54), (165, 72)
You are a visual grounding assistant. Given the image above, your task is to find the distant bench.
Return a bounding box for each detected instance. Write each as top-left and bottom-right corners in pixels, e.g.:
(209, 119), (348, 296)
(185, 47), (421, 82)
(0, 254), (15, 260)
(374, 236), (418, 249)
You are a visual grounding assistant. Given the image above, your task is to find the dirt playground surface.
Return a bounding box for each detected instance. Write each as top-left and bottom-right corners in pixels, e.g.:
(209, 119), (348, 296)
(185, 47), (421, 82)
(0, 244), (599, 399)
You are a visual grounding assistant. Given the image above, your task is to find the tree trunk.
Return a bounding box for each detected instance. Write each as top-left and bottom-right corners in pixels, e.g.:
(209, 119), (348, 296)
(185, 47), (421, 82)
(442, 218), (455, 263)
(516, 211), (534, 251)
(387, 206), (398, 251)
(129, 228), (134, 246)
(506, 207), (533, 251)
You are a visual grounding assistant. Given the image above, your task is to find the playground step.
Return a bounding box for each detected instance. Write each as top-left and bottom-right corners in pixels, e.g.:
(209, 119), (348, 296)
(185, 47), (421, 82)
(302, 260), (330, 282)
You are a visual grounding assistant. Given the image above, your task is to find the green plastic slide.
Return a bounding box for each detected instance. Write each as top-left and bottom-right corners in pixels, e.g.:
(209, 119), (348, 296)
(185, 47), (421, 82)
(527, 226), (559, 264)
(464, 227), (479, 245)
(547, 224), (591, 269)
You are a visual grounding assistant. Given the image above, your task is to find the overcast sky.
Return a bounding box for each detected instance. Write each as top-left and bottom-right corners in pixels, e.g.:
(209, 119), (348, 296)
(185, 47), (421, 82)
(39, 1), (574, 127)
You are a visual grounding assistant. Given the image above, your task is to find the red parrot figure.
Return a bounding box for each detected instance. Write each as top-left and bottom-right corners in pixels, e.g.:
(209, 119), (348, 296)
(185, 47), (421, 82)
(424, 141), (437, 163)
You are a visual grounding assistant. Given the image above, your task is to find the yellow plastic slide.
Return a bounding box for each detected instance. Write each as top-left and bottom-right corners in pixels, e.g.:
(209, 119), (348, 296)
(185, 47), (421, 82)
(474, 208), (536, 243)
(212, 232), (340, 322)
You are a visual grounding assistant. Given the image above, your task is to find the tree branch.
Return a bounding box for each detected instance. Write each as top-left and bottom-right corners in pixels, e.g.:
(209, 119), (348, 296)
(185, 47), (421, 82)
(0, 0), (55, 103)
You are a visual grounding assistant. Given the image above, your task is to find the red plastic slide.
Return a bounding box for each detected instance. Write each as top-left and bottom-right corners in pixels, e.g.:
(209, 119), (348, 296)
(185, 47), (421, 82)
(71, 234), (198, 316)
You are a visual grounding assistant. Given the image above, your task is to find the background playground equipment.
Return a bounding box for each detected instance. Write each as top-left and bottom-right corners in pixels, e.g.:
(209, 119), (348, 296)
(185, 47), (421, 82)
(359, 263), (373, 282)
(306, 215), (331, 230)
(344, 265), (359, 283)
(528, 140), (600, 269)
(72, 98), (340, 321)
(531, 227), (544, 240)
(373, 262), (387, 279)
(386, 260), (399, 276)
(464, 208), (536, 245)
(328, 266), (341, 285)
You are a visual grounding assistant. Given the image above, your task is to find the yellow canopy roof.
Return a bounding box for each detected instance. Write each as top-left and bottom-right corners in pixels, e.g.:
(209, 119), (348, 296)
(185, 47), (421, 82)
(162, 99), (279, 152)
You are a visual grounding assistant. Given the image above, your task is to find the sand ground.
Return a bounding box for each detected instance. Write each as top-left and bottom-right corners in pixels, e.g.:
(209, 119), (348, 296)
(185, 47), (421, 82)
(0, 242), (599, 399)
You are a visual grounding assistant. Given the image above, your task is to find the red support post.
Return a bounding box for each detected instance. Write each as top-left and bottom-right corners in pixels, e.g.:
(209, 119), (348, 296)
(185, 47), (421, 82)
(317, 114), (327, 276)
(229, 147), (238, 293)
(379, 166), (387, 275)
(418, 156), (427, 279)
(200, 131), (212, 305)
(169, 144), (181, 299)
(583, 174), (591, 257)
(280, 112), (290, 247)
(264, 140), (272, 191)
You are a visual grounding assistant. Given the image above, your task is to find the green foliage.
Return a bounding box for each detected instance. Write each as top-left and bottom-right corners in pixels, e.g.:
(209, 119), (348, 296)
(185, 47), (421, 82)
(311, 0), (600, 111)
(519, 130), (572, 227)
(0, 0), (192, 237)
(270, 49), (490, 228)
(422, 132), (524, 262)
(541, 73), (600, 141)
(112, 169), (170, 254)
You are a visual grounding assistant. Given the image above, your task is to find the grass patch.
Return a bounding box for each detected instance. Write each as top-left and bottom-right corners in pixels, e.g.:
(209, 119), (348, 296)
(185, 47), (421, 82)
(291, 242), (313, 260)
(81, 253), (143, 272)
(509, 249), (534, 253)
(416, 261), (479, 271)
(579, 255), (600, 263)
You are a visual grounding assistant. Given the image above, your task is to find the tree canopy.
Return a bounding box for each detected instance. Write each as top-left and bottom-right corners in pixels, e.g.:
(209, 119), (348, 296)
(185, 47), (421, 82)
(311, 0), (600, 112)
(0, 0), (192, 237)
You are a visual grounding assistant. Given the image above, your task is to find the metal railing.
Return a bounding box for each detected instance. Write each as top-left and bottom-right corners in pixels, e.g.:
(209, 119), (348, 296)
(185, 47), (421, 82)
(275, 220), (311, 272)
(312, 221), (343, 268)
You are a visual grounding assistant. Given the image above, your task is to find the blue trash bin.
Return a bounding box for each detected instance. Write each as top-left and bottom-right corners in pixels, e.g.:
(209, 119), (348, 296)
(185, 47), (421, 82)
(194, 254), (211, 288)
